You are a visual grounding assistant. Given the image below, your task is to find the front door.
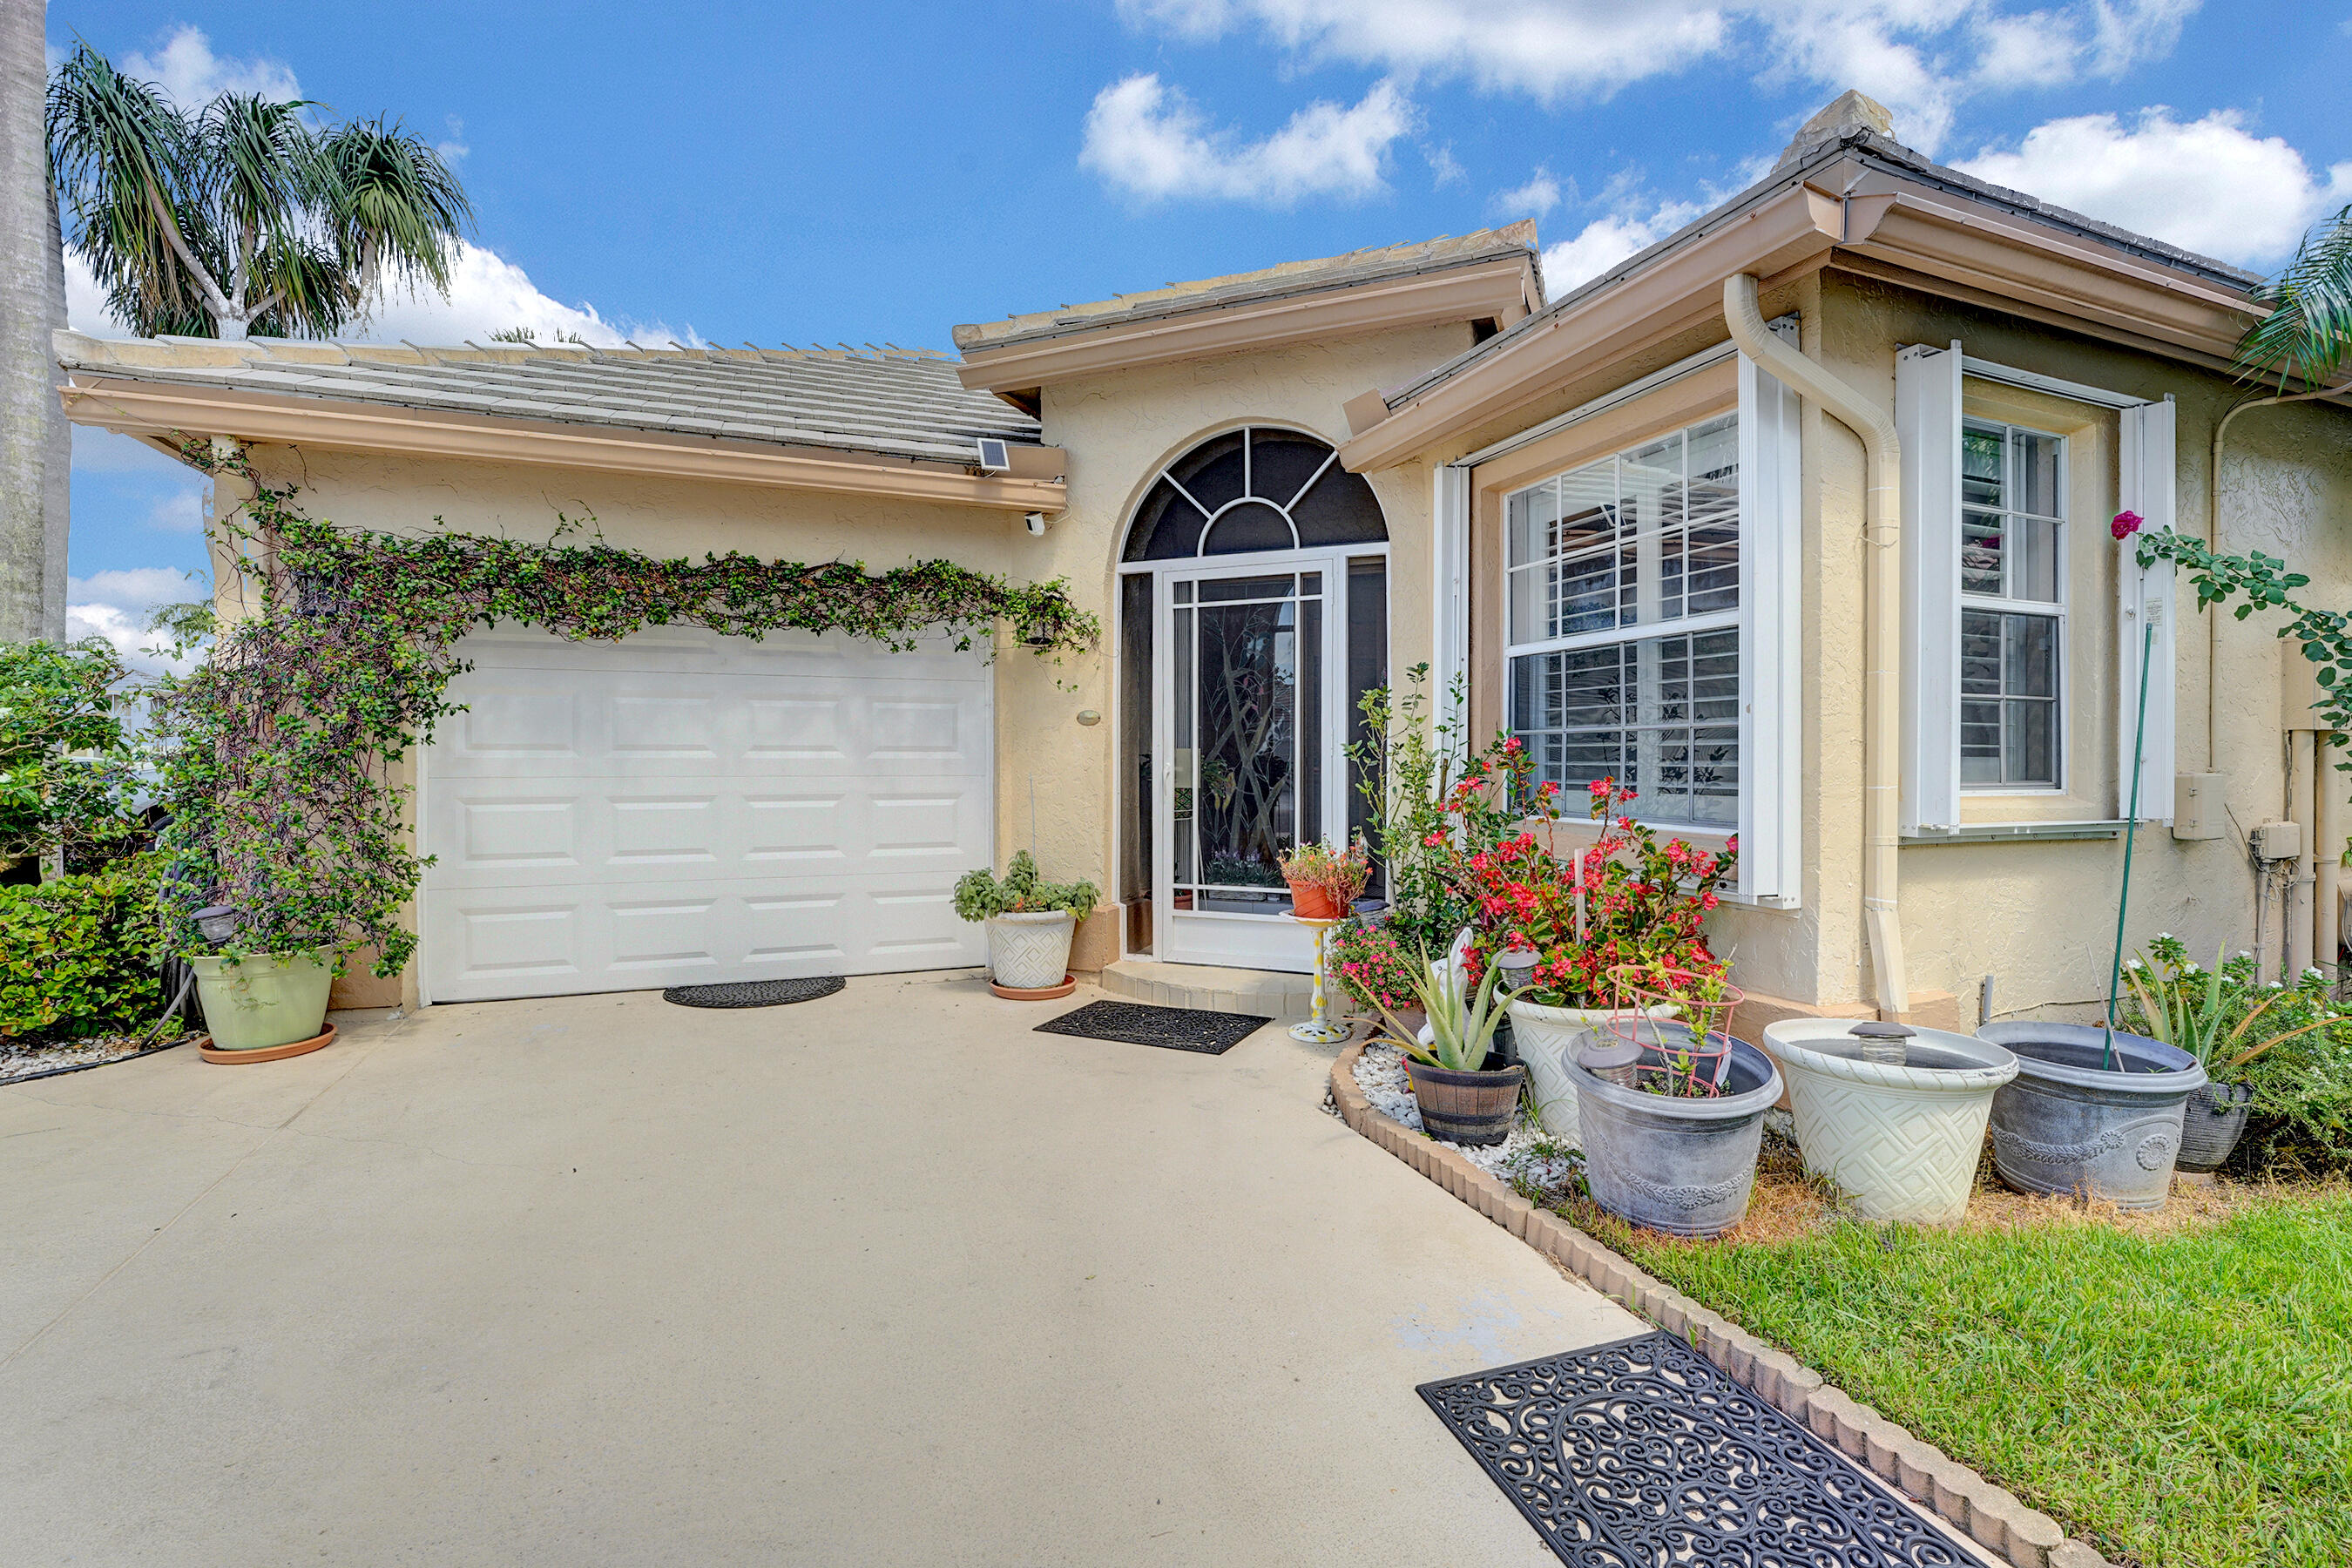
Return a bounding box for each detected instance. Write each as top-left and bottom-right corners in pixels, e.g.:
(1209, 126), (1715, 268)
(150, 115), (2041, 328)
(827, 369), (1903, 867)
(1152, 553), (1349, 971)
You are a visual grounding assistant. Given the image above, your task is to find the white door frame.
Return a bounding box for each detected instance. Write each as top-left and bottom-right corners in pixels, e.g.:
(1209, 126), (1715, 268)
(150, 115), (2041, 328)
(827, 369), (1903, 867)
(1132, 544), (1380, 972)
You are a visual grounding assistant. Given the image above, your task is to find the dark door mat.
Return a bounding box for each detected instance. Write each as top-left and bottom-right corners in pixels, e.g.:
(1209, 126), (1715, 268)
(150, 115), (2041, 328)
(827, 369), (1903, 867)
(662, 977), (845, 1009)
(1034, 999), (1271, 1056)
(1418, 1331), (1966, 1568)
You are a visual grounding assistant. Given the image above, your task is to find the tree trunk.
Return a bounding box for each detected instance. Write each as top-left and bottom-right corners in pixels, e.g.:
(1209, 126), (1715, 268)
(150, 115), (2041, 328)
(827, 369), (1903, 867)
(0, 0), (68, 645)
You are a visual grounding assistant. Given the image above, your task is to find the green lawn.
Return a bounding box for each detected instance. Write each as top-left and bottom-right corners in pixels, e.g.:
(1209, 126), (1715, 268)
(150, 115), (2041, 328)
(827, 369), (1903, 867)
(1567, 1184), (2352, 1568)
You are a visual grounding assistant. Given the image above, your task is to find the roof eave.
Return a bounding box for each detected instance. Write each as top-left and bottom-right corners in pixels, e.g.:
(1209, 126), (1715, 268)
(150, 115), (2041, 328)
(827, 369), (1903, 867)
(1342, 150), (2264, 473)
(953, 253), (1538, 398)
(60, 375), (1069, 513)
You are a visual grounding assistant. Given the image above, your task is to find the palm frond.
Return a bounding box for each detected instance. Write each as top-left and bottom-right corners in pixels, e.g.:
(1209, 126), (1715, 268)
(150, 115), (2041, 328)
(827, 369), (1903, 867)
(2235, 204), (2352, 391)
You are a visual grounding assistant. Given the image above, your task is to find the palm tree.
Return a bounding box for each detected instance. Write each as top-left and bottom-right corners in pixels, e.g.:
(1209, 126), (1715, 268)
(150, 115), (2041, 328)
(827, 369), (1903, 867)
(1, 0), (68, 645)
(46, 43), (472, 341)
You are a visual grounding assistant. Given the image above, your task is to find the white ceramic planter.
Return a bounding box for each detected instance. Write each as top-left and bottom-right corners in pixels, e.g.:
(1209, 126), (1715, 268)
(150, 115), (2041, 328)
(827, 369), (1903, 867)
(1761, 1020), (2021, 1223)
(985, 911), (1076, 990)
(190, 949), (335, 1052)
(1508, 998), (1674, 1148)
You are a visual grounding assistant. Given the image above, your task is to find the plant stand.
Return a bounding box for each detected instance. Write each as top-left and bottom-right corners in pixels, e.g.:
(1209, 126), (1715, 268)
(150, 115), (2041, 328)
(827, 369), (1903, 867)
(1288, 916), (1351, 1044)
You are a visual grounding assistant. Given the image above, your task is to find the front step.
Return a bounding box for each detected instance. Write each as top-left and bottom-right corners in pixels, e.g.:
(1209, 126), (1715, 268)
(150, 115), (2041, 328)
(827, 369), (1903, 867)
(1100, 958), (1319, 1020)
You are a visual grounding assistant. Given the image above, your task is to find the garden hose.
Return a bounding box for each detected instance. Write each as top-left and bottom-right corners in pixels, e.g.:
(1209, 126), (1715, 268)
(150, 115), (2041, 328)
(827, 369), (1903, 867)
(2103, 618), (2157, 1071)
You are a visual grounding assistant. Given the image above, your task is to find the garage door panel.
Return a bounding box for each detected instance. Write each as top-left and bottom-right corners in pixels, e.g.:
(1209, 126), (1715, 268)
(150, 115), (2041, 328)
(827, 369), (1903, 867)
(423, 627), (992, 1002)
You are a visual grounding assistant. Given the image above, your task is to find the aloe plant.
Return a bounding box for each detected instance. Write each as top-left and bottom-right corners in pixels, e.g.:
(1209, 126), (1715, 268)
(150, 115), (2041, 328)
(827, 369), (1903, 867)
(2122, 943), (2337, 1072)
(1364, 941), (1511, 1072)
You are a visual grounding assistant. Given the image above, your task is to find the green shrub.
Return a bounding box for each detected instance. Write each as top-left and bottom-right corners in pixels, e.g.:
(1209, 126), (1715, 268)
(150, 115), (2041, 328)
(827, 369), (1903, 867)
(951, 851), (1098, 923)
(0, 853), (166, 1040)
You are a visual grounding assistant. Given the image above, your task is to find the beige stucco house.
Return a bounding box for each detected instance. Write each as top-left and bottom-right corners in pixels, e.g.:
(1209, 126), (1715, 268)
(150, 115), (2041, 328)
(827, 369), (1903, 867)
(57, 92), (2352, 1037)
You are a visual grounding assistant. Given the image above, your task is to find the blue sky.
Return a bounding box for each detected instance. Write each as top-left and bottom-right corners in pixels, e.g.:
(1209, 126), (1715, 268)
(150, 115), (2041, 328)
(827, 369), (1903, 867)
(53, 2), (2352, 663)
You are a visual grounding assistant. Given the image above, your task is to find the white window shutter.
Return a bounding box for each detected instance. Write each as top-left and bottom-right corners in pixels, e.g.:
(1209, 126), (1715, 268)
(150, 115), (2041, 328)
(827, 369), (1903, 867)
(1736, 344), (1801, 903)
(1432, 463), (1470, 743)
(2119, 399), (2178, 821)
(1896, 341), (1963, 833)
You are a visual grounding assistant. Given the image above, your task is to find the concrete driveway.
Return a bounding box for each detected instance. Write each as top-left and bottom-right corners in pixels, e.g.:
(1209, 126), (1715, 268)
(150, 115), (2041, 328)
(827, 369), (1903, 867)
(2, 972), (1640, 1565)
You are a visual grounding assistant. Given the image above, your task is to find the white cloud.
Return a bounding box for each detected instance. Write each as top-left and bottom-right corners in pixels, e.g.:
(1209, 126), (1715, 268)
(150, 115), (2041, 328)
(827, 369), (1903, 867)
(1425, 143), (1467, 188)
(69, 234), (687, 350)
(1079, 73), (1416, 204)
(436, 115), (470, 163)
(66, 570), (208, 677)
(1117, 0), (2202, 154)
(70, 424), (186, 476)
(1496, 166), (1564, 217)
(1954, 108), (2352, 266)
(1540, 197), (1707, 294)
(145, 490), (205, 532)
(120, 24), (301, 110)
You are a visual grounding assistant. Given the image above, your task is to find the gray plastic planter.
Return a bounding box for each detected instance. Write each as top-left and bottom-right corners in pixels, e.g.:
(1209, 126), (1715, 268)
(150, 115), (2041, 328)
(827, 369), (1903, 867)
(2176, 1079), (2254, 1173)
(1570, 1025), (1783, 1239)
(1978, 1023), (2207, 1210)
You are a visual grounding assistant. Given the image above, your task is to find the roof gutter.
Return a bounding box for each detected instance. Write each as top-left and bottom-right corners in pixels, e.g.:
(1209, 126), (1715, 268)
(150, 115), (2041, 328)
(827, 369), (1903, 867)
(1722, 273), (1911, 1019)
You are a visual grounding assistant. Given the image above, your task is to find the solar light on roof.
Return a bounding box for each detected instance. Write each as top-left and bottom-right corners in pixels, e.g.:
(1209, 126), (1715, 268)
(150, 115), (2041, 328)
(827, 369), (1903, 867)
(976, 438), (1010, 474)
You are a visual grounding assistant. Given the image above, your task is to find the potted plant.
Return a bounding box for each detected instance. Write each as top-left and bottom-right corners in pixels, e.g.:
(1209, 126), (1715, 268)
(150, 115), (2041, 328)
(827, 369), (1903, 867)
(2120, 936), (2337, 1172)
(1276, 839), (1370, 920)
(1362, 939), (1522, 1145)
(953, 851), (1100, 995)
(1760, 1019), (2019, 1223)
(1328, 913), (1427, 1040)
(1569, 963), (1781, 1238)
(178, 903), (340, 1055)
(1463, 779), (1734, 1146)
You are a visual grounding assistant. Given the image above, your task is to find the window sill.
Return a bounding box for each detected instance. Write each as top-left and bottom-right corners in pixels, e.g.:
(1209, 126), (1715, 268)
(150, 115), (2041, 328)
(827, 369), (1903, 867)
(1903, 821), (2126, 844)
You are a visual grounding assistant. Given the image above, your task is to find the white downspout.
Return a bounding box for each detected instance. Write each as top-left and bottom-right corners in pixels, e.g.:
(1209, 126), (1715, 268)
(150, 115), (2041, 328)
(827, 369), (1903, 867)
(1722, 274), (1912, 1017)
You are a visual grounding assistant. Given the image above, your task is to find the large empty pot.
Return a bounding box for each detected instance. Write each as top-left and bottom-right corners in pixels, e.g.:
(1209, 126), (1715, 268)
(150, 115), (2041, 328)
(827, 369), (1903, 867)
(1571, 1024), (1782, 1239)
(1978, 1023), (2206, 1210)
(1761, 1021), (2019, 1223)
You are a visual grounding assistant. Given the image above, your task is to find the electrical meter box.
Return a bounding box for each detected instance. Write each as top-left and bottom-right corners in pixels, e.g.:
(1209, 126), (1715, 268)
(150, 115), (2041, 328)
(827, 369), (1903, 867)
(2172, 774), (2226, 841)
(2253, 819), (2303, 862)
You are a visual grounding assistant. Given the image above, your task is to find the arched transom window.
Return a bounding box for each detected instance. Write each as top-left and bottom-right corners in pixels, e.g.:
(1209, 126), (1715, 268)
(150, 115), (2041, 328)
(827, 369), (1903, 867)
(1122, 427), (1389, 561)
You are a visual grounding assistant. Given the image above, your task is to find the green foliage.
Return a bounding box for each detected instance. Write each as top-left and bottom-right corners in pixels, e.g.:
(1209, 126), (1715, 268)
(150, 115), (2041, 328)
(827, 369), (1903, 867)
(1360, 934), (1511, 1071)
(148, 457), (1098, 973)
(48, 42), (473, 338)
(2119, 936), (2352, 1174)
(951, 850), (1100, 923)
(2135, 527), (2352, 767)
(0, 639), (152, 874)
(1328, 915), (1422, 1012)
(1275, 838), (1370, 907)
(0, 854), (167, 1040)
(2234, 202), (2352, 392)
(1347, 664), (1561, 952)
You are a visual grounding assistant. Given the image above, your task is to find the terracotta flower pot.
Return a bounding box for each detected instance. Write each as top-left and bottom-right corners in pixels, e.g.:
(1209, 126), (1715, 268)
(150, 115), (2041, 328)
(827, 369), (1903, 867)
(1286, 878), (1342, 920)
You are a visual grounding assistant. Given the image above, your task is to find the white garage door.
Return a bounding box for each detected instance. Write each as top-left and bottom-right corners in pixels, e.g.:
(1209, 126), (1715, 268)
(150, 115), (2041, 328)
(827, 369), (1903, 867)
(420, 625), (992, 1003)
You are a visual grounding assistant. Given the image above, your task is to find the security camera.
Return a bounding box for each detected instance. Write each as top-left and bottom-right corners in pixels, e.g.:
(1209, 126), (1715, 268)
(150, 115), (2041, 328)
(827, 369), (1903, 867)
(1024, 512), (1047, 537)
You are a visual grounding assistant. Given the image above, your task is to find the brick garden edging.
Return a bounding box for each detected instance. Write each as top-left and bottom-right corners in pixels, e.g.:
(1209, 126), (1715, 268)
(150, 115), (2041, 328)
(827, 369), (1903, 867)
(1328, 1041), (2114, 1568)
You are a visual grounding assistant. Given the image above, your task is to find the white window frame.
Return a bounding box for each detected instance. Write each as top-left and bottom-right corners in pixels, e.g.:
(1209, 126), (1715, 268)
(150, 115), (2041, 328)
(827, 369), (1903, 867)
(1897, 343), (2178, 834)
(1957, 415), (2070, 794)
(1486, 328), (1802, 904)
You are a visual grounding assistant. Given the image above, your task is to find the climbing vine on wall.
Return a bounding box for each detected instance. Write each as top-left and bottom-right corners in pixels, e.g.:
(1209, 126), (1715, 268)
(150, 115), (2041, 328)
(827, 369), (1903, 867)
(2132, 524), (2352, 762)
(151, 443), (1098, 972)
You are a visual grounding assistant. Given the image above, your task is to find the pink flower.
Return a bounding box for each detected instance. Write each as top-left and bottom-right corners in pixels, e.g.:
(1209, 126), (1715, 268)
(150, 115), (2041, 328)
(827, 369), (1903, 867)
(2111, 510), (2143, 540)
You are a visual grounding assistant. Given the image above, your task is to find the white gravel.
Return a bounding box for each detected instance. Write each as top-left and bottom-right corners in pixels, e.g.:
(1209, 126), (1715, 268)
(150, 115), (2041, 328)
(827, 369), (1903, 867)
(1353, 1041), (1583, 1198)
(0, 1032), (186, 1085)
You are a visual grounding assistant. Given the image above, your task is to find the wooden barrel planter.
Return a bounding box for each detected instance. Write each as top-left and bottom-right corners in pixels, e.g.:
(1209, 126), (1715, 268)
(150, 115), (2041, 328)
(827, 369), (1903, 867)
(1406, 1058), (1524, 1146)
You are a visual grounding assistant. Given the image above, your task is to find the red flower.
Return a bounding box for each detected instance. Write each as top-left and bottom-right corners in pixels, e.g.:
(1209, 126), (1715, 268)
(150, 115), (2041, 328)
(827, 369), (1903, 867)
(2111, 510), (2143, 541)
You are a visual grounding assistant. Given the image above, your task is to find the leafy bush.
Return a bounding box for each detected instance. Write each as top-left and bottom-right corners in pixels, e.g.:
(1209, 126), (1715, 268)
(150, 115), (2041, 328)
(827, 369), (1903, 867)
(951, 851), (1099, 923)
(0, 853), (166, 1040)
(2119, 935), (2352, 1175)
(0, 638), (152, 875)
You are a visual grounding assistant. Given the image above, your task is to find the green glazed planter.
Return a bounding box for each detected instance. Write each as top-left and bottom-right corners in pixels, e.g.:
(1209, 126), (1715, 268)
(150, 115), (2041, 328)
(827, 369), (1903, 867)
(190, 950), (335, 1051)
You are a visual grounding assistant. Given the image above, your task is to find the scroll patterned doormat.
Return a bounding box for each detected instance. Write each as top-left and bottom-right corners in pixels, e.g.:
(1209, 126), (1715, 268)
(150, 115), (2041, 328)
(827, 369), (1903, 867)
(1419, 1331), (1970, 1568)
(1034, 1000), (1271, 1056)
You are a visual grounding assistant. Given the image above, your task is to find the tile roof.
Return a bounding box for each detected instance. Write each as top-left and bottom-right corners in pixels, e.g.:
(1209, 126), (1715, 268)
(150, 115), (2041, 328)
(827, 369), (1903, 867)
(1381, 126), (2262, 414)
(953, 223), (1540, 353)
(54, 337), (1042, 466)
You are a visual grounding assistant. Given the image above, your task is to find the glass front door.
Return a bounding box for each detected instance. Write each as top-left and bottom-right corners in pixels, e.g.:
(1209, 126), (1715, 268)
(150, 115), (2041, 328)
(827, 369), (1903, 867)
(1150, 551), (1374, 971)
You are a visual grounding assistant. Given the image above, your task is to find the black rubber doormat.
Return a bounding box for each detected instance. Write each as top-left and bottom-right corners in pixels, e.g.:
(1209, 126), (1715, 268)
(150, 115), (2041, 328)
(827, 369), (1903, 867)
(1034, 1000), (1270, 1056)
(1418, 1331), (1967, 1568)
(662, 977), (844, 1009)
